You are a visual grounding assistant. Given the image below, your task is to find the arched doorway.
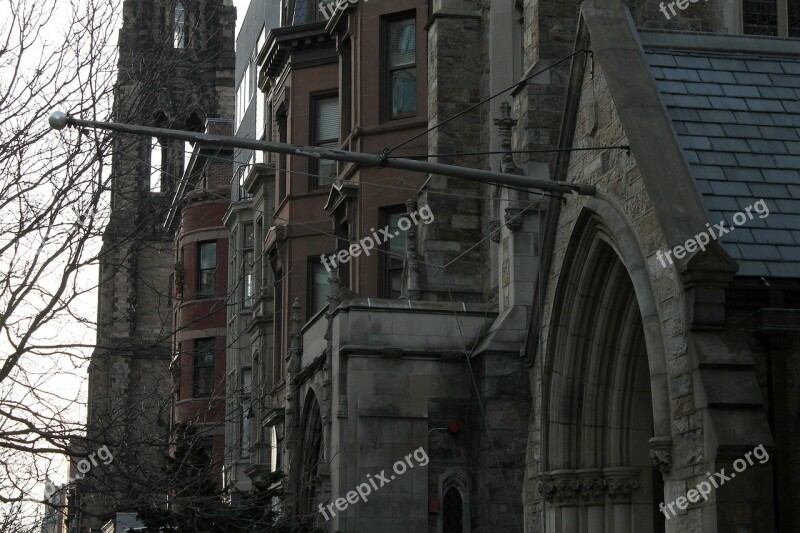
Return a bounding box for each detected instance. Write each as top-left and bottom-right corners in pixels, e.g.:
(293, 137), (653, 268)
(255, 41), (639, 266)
(297, 392), (324, 517)
(540, 210), (666, 533)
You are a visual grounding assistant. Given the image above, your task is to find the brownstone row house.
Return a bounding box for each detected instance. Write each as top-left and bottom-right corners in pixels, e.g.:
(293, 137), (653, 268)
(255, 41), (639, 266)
(224, 0), (532, 532)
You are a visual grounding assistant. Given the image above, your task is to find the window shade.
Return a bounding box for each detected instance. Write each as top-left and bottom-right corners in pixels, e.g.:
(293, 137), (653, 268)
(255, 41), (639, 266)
(389, 19), (416, 68)
(316, 97), (339, 143)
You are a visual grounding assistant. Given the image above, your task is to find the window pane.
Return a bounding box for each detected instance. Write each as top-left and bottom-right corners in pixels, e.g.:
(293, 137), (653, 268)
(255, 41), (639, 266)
(389, 19), (416, 68)
(195, 339), (215, 396)
(197, 339), (214, 365)
(790, 0), (800, 37)
(200, 271), (215, 295)
(244, 224), (254, 248)
(200, 242), (217, 269)
(742, 0), (778, 35)
(244, 250), (254, 308)
(316, 97), (339, 142)
(174, 2), (186, 48)
(150, 139), (162, 192)
(317, 140), (338, 187)
(390, 69), (417, 117)
(387, 213), (408, 257)
(312, 262), (332, 314)
(241, 369), (252, 455)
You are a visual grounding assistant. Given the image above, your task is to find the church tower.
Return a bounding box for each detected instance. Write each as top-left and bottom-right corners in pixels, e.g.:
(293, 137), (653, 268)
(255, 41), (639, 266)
(75, 1), (235, 530)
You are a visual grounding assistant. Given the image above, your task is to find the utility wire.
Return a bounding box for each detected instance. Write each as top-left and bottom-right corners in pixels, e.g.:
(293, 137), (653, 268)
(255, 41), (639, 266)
(385, 49), (593, 155)
(398, 145), (630, 159)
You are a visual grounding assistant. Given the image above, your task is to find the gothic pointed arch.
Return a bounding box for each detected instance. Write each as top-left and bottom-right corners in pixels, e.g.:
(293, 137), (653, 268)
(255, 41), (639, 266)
(297, 389), (325, 517)
(539, 199), (670, 533)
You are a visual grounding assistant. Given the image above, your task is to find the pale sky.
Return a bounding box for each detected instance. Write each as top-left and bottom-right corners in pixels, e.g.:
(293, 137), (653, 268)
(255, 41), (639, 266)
(234, 0), (252, 39)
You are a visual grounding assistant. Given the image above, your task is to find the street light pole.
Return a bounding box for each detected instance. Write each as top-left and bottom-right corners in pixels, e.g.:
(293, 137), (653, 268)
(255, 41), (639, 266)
(48, 111), (596, 196)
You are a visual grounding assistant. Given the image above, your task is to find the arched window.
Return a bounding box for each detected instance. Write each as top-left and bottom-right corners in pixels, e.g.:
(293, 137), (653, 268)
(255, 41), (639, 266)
(174, 2), (186, 49)
(442, 486), (464, 533)
(298, 395), (324, 515)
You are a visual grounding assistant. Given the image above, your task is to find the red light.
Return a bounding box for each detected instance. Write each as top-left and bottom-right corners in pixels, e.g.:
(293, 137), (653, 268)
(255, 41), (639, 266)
(448, 421), (461, 434)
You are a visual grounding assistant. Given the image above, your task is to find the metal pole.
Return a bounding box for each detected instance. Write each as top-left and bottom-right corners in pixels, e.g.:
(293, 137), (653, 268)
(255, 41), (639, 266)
(48, 112), (596, 196)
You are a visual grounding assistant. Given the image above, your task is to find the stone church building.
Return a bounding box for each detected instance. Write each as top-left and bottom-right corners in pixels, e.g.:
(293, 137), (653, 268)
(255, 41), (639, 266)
(519, 1), (799, 533)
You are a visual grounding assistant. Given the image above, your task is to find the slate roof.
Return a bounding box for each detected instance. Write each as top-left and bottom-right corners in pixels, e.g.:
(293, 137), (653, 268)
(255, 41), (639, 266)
(641, 31), (800, 278)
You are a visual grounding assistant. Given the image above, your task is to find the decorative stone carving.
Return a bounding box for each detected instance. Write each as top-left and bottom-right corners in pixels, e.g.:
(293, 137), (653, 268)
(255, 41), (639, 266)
(580, 477), (607, 504)
(493, 101), (519, 174)
(540, 470), (641, 505)
(336, 394), (348, 419)
(538, 478), (556, 502)
(505, 206), (523, 232)
(606, 478), (640, 500)
(649, 436), (673, 474)
(489, 219), (501, 242)
(538, 475), (582, 504)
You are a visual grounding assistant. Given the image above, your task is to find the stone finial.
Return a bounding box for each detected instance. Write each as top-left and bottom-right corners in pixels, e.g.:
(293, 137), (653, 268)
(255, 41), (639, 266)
(493, 101), (519, 174)
(289, 298), (302, 352)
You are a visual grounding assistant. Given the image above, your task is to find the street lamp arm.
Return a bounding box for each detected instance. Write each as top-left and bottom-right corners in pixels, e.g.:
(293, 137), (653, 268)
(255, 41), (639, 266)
(48, 112), (596, 196)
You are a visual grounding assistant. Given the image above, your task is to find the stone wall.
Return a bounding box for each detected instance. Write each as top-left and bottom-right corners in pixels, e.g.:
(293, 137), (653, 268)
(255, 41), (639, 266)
(524, 55), (688, 530)
(420, 0), (486, 301)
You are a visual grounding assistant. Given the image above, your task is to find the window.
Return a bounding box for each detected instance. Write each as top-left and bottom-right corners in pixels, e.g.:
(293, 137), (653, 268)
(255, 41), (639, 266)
(243, 224), (255, 309)
(198, 241), (217, 297)
(150, 138), (163, 192)
(249, 52), (257, 98)
(277, 109), (288, 199)
(312, 95), (339, 188)
(742, 0), (799, 35)
(241, 368), (252, 457)
(442, 487), (464, 533)
(385, 16), (416, 119)
(380, 209), (408, 298)
(235, 52), (257, 128)
(194, 338), (215, 397)
(174, 2), (186, 48)
(341, 38), (352, 138)
(309, 260), (332, 316)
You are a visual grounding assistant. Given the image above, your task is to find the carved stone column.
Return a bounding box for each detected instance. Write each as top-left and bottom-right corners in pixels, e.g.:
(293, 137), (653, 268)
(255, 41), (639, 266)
(404, 199), (420, 300)
(284, 298), (302, 445)
(605, 467), (641, 533)
(322, 268), (340, 426)
(579, 469), (607, 533)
